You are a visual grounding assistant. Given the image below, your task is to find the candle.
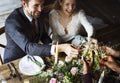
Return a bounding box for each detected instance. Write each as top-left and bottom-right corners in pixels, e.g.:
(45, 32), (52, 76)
(98, 70), (105, 83)
(54, 42), (58, 65)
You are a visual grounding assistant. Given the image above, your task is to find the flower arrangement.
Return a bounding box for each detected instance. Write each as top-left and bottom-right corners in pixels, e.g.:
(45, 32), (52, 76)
(33, 42), (111, 83)
(51, 42), (108, 83)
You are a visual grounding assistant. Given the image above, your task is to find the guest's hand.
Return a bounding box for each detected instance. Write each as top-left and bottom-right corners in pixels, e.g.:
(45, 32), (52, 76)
(100, 55), (120, 73)
(81, 55), (94, 74)
(101, 46), (120, 57)
(87, 37), (98, 48)
(58, 44), (79, 57)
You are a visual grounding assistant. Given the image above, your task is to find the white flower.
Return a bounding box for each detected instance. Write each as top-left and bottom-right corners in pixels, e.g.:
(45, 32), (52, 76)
(47, 69), (53, 76)
(63, 76), (72, 83)
(65, 56), (73, 63)
(76, 59), (81, 65)
(70, 67), (78, 75)
(40, 71), (47, 77)
(58, 60), (64, 67)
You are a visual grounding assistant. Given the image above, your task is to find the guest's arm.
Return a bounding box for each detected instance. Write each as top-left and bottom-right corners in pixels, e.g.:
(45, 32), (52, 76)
(100, 55), (120, 73)
(81, 56), (93, 83)
(82, 73), (92, 83)
(102, 46), (120, 57)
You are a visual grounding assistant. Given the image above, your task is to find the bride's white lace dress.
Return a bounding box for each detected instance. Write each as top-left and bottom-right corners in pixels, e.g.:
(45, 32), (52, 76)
(49, 9), (94, 43)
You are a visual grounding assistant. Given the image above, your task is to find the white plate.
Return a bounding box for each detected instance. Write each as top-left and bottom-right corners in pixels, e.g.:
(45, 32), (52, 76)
(19, 55), (45, 76)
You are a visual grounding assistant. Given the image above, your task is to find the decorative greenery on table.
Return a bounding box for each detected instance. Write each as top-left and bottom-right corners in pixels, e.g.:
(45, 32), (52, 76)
(33, 42), (119, 83)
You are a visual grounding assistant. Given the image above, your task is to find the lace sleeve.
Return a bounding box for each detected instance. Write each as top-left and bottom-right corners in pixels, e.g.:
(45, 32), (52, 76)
(78, 10), (94, 37)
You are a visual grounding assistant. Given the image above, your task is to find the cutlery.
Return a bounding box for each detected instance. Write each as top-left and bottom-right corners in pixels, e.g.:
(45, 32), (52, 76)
(7, 64), (16, 78)
(27, 55), (42, 67)
(10, 62), (22, 81)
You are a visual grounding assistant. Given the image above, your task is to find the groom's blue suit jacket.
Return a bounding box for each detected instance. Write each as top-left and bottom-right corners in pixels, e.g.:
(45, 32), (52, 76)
(4, 7), (52, 63)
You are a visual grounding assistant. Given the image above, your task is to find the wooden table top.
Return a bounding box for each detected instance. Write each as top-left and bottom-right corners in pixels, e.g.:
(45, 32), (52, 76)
(0, 58), (34, 83)
(0, 55), (65, 83)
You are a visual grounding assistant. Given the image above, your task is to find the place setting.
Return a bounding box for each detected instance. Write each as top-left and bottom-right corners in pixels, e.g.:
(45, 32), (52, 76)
(19, 54), (46, 76)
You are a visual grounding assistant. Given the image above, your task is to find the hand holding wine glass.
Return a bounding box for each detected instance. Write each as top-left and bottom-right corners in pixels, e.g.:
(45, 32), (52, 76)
(99, 55), (120, 73)
(81, 55), (94, 74)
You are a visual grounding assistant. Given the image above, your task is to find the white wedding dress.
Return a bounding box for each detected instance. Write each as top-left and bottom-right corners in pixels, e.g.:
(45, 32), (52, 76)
(49, 9), (93, 43)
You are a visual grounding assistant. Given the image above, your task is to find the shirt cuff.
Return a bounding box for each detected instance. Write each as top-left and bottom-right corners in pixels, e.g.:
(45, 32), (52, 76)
(50, 45), (56, 56)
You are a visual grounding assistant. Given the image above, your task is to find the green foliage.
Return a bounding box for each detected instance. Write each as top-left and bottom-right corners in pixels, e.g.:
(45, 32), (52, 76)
(33, 42), (115, 83)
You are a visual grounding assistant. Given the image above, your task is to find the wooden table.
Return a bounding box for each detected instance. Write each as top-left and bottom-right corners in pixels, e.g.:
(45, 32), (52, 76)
(0, 58), (33, 83)
(0, 55), (66, 83)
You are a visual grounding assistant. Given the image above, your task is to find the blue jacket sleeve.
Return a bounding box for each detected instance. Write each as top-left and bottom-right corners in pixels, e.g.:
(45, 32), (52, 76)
(5, 18), (52, 56)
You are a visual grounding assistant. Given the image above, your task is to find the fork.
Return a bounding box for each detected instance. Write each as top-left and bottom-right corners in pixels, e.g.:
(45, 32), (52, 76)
(7, 64), (16, 78)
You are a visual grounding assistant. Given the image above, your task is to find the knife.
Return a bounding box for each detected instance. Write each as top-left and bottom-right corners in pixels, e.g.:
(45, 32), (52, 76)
(10, 62), (22, 81)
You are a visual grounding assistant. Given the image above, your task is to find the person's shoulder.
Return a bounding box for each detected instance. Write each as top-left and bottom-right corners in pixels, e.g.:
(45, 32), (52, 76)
(50, 9), (56, 13)
(78, 9), (85, 14)
(75, 9), (86, 17)
(6, 7), (22, 19)
(73, 9), (84, 17)
(10, 7), (22, 15)
(49, 9), (59, 19)
(49, 9), (58, 15)
(5, 7), (24, 26)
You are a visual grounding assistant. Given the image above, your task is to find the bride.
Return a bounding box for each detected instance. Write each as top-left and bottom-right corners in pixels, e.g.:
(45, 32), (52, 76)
(49, 0), (94, 45)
